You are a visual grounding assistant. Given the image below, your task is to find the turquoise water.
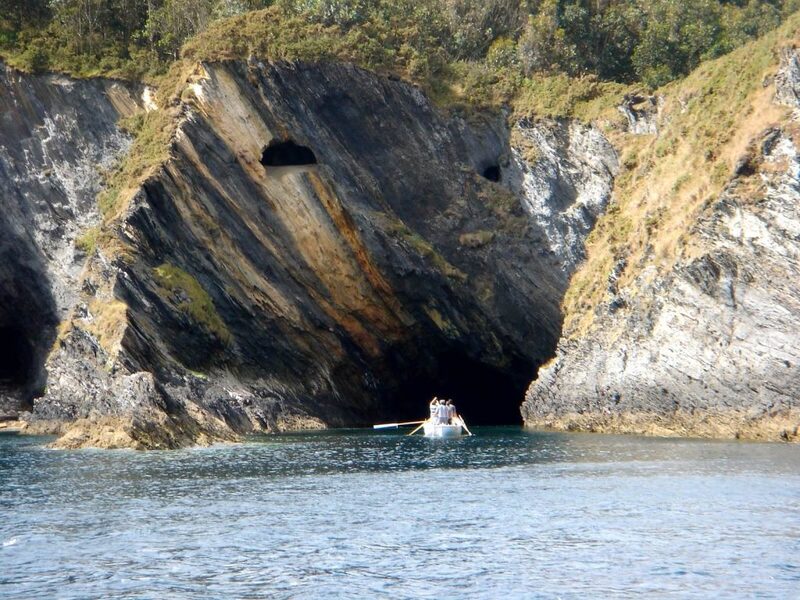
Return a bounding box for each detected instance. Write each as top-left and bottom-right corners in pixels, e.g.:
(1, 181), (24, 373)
(1, 427), (799, 599)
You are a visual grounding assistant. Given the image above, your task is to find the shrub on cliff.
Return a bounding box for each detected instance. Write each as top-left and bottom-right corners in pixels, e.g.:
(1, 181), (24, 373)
(1, 0), (798, 88)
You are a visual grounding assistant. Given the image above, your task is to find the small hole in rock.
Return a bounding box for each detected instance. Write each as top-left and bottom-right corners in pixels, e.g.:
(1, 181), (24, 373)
(482, 165), (501, 182)
(261, 140), (317, 167)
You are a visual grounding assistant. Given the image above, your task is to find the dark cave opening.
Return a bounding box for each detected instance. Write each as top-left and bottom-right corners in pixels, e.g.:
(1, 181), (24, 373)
(0, 327), (33, 386)
(0, 324), (39, 413)
(385, 348), (534, 426)
(482, 165), (501, 182)
(260, 140), (318, 167)
(0, 246), (58, 413)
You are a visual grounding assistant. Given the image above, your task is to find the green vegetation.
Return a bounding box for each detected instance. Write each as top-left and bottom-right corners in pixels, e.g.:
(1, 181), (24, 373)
(561, 14), (797, 336)
(98, 108), (169, 218)
(2, 1), (798, 88)
(387, 220), (467, 281)
(74, 226), (100, 255)
(459, 230), (495, 248)
(153, 263), (232, 344)
(98, 66), (189, 219)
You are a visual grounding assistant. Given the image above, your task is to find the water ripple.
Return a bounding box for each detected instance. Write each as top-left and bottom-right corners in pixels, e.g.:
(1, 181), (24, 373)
(1, 428), (799, 599)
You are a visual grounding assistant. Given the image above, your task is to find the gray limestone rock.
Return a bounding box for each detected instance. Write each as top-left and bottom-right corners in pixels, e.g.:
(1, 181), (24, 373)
(523, 127), (800, 441)
(0, 62), (139, 413)
(774, 47), (800, 108)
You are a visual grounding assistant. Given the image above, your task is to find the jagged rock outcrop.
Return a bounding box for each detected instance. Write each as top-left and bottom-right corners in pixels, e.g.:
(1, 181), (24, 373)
(0, 63), (139, 415)
(523, 51), (800, 442)
(618, 94), (662, 135)
(507, 118), (618, 272)
(1, 61), (616, 447)
(774, 46), (800, 107)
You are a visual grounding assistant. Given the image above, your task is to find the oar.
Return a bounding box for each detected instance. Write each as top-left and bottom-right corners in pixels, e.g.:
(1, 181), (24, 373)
(373, 420), (425, 430)
(407, 420), (428, 436)
(457, 416), (474, 436)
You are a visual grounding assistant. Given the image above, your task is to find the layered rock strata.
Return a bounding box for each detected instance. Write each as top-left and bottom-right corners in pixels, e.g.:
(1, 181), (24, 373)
(2, 60), (616, 447)
(523, 52), (800, 442)
(0, 63), (139, 415)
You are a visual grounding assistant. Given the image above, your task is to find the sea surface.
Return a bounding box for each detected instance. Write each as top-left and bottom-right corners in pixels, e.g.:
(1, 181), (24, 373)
(1, 427), (798, 599)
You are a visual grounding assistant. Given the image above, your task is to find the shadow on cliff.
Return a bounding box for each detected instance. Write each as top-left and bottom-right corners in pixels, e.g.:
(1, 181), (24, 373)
(0, 230), (58, 413)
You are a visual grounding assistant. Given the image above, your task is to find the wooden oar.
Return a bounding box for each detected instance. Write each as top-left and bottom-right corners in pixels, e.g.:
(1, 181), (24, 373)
(407, 420), (428, 436)
(457, 416), (474, 436)
(373, 420), (425, 430)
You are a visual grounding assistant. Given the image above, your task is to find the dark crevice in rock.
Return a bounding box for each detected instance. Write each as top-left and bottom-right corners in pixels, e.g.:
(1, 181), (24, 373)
(260, 139), (317, 167)
(382, 343), (535, 425)
(0, 327), (34, 385)
(482, 164), (501, 182)
(0, 245), (58, 413)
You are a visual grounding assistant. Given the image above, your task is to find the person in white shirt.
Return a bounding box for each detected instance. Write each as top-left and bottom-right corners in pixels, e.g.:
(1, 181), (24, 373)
(436, 401), (446, 424)
(429, 397), (439, 422)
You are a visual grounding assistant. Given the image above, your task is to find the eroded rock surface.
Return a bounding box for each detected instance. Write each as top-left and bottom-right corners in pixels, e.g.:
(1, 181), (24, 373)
(0, 63), (138, 414)
(10, 61), (616, 447)
(523, 125), (800, 442)
(507, 118), (618, 273)
(618, 93), (662, 135)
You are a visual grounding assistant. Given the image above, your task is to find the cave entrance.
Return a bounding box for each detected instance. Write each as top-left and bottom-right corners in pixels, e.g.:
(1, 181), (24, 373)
(482, 165), (501, 182)
(0, 242), (58, 414)
(0, 324), (40, 413)
(386, 348), (534, 426)
(260, 140), (318, 167)
(0, 327), (34, 386)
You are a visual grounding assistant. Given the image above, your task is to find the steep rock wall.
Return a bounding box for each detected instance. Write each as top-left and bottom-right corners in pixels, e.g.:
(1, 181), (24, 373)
(522, 51), (800, 442)
(0, 63), (139, 414)
(24, 61), (617, 447)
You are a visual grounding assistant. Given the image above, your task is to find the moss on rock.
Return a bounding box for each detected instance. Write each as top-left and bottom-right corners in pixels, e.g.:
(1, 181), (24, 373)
(153, 264), (231, 345)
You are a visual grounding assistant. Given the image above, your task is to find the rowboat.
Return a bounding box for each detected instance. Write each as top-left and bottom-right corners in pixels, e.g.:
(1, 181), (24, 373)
(422, 420), (464, 438)
(372, 410), (473, 437)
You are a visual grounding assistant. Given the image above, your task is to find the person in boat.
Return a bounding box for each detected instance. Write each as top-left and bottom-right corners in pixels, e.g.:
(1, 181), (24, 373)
(446, 400), (456, 424)
(434, 400), (444, 424)
(429, 397), (439, 422)
(438, 399), (451, 424)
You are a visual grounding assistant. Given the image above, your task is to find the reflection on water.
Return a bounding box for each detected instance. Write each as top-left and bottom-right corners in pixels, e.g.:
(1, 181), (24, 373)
(1, 428), (798, 599)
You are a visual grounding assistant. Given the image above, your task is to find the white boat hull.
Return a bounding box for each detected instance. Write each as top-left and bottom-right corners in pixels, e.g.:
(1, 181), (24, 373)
(423, 422), (463, 438)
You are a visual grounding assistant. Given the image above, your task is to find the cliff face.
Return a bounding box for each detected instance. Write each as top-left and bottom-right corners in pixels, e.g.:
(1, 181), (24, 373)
(0, 63), (139, 415)
(522, 48), (800, 442)
(5, 44), (797, 448)
(5, 61), (616, 447)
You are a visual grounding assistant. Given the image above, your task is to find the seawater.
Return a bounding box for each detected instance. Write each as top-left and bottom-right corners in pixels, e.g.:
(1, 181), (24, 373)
(1, 428), (798, 599)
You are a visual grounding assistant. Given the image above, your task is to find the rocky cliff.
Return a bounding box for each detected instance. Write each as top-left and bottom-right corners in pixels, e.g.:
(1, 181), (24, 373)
(522, 42), (800, 442)
(0, 63), (139, 416)
(1, 60), (617, 447)
(10, 26), (796, 449)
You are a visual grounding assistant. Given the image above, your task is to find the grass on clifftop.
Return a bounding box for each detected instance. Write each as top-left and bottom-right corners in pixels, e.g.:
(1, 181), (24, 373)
(561, 14), (799, 337)
(96, 61), (200, 225)
(181, 6), (512, 112)
(181, 6), (631, 119)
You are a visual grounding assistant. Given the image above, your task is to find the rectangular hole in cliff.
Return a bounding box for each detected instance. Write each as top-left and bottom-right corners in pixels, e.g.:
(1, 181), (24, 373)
(260, 140), (318, 167)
